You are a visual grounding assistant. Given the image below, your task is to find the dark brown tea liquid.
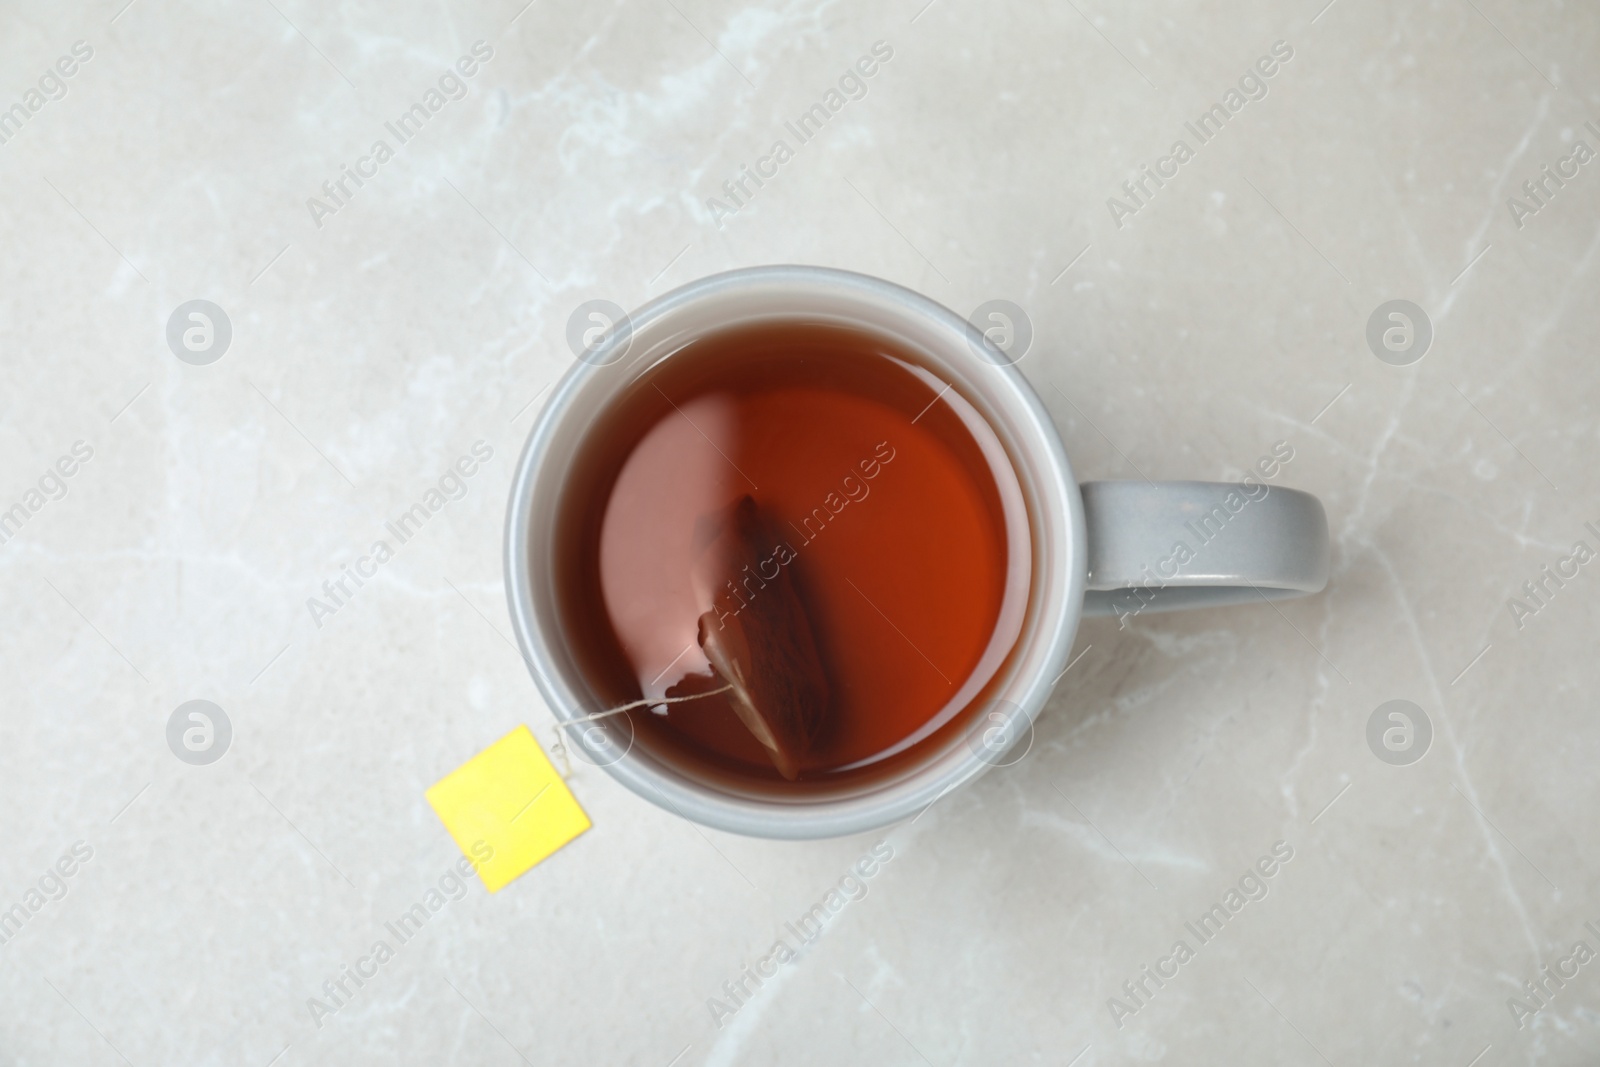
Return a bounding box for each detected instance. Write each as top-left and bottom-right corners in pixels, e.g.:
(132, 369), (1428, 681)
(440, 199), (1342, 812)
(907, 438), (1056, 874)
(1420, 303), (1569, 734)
(553, 321), (1030, 791)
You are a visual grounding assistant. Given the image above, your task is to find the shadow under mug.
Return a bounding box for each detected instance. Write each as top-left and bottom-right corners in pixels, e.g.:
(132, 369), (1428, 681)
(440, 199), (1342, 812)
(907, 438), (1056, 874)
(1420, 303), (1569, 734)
(504, 266), (1329, 840)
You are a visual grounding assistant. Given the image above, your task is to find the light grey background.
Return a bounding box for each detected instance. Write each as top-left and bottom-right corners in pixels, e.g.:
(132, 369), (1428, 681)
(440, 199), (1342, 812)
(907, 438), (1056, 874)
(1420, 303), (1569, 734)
(1, 0), (1597, 1064)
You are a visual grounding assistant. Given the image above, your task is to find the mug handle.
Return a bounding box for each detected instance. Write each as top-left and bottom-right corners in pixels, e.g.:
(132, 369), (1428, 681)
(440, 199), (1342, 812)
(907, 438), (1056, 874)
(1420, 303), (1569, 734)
(1079, 480), (1329, 621)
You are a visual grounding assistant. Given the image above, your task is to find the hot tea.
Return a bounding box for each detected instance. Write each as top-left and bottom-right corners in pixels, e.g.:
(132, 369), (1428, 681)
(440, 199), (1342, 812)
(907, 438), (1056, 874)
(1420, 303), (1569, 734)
(551, 320), (1031, 790)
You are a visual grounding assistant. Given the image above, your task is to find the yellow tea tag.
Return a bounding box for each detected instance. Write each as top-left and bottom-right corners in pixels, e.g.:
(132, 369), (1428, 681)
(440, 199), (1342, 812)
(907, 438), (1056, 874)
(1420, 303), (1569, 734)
(426, 725), (590, 892)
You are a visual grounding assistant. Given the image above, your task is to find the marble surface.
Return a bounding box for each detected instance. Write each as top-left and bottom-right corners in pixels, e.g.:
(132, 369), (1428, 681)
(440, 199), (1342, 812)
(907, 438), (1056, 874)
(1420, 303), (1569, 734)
(2, 0), (1599, 1063)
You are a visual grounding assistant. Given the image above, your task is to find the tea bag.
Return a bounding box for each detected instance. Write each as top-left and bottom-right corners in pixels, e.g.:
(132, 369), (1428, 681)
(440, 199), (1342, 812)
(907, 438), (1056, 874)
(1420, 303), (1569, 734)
(570, 496), (830, 779)
(691, 496), (829, 780)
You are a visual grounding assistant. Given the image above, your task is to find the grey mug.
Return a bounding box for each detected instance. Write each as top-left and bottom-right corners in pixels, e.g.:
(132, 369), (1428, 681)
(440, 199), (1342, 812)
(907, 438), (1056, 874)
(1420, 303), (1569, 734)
(505, 266), (1328, 840)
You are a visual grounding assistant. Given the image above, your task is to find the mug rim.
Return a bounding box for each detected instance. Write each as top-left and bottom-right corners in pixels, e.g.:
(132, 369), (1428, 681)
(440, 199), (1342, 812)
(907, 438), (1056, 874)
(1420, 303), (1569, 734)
(503, 265), (1086, 839)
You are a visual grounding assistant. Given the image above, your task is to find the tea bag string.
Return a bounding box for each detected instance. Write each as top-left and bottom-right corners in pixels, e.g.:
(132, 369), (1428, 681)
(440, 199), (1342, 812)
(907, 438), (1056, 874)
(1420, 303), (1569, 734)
(565, 683), (733, 725)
